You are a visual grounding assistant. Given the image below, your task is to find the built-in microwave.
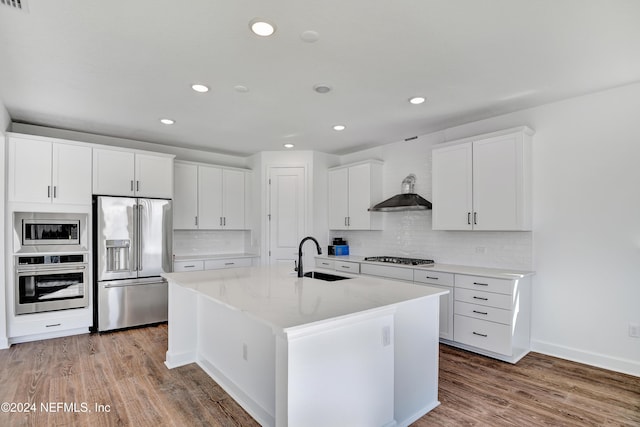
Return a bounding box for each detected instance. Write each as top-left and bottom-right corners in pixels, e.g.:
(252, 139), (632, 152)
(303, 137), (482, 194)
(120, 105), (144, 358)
(14, 212), (88, 253)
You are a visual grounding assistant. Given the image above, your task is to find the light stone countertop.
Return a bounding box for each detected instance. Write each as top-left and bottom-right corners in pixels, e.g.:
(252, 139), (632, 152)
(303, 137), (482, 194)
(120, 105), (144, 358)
(162, 265), (447, 332)
(317, 255), (534, 279)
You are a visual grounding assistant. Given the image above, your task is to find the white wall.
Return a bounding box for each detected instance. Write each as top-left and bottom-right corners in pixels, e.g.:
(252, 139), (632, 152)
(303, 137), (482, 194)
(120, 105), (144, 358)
(0, 101), (10, 348)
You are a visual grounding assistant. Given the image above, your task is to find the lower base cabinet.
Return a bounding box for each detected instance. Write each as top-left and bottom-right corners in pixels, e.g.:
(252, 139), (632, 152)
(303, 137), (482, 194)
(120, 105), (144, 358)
(315, 256), (532, 363)
(174, 256), (254, 272)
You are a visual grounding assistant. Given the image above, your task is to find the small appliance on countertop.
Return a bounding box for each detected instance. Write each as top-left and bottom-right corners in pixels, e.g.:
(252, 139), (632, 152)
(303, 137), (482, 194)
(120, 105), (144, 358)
(328, 238), (349, 256)
(363, 256), (434, 266)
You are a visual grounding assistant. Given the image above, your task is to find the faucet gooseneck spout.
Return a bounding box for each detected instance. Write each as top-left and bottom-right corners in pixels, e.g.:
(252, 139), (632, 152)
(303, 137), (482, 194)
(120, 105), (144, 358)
(296, 236), (322, 278)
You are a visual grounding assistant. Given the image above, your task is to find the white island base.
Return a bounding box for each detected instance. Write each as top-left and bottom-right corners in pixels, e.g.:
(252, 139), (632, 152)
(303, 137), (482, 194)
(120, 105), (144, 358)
(163, 267), (445, 427)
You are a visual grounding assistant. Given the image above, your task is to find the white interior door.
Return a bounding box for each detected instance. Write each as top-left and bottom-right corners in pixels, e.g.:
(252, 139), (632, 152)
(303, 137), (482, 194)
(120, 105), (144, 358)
(268, 167), (305, 267)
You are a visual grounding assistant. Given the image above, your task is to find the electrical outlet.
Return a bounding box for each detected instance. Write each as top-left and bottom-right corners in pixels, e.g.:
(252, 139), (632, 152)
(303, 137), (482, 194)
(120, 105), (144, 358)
(242, 343), (248, 360)
(382, 326), (391, 347)
(629, 323), (640, 338)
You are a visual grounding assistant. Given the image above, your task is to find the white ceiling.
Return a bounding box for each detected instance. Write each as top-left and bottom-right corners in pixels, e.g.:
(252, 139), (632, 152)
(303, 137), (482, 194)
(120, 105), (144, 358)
(1, 1), (639, 156)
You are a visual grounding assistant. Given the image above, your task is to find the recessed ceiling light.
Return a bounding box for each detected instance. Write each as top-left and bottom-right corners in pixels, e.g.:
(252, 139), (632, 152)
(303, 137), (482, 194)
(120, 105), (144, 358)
(313, 84), (331, 94)
(300, 30), (319, 43)
(192, 84), (209, 93)
(283, 143), (295, 149)
(333, 125), (346, 131)
(160, 119), (175, 125)
(250, 19), (276, 37)
(409, 96), (426, 105)
(234, 85), (249, 93)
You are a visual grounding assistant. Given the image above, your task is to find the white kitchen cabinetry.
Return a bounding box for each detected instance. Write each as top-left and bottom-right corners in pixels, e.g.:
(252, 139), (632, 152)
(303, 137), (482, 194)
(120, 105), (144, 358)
(414, 270), (454, 340)
(93, 148), (174, 198)
(173, 161), (250, 230)
(432, 127), (533, 231)
(452, 274), (531, 363)
(173, 256), (254, 272)
(328, 160), (383, 230)
(8, 135), (92, 205)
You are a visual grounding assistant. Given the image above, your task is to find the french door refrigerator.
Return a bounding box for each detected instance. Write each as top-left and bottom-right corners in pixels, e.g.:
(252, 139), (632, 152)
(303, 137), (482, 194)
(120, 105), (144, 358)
(93, 196), (172, 331)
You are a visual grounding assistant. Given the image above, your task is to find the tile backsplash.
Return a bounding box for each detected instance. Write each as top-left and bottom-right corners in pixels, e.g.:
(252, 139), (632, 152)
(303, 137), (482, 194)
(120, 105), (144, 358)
(173, 230), (253, 256)
(330, 211), (532, 270)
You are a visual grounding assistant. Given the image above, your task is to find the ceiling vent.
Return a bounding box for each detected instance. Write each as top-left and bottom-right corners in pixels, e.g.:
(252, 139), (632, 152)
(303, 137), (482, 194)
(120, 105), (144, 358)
(1, 0), (28, 12)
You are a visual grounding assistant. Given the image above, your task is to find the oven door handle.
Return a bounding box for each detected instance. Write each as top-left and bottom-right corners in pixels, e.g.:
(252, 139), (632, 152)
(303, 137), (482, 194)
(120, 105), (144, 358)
(16, 265), (87, 275)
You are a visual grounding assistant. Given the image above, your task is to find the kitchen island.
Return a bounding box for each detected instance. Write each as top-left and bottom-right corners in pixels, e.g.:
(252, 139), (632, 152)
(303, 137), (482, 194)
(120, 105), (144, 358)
(163, 265), (447, 427)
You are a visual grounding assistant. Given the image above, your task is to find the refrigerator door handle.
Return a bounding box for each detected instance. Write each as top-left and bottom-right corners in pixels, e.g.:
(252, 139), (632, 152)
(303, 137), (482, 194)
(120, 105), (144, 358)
(132, 203), (139, 272)
(137, 203), (143, 271)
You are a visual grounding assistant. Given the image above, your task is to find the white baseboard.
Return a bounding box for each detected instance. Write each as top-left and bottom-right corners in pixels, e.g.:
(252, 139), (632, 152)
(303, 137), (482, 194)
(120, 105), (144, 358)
(0, 336), (9, 349)
(531, 339), (639, 377)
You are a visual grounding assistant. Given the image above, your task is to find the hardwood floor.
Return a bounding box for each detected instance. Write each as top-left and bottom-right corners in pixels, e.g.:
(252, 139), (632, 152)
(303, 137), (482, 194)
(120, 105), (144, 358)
(0, 324), (637, 426)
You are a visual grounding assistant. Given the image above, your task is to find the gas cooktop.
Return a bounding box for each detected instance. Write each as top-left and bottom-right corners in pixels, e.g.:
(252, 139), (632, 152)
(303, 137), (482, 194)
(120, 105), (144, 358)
(363, 256), (434, 266)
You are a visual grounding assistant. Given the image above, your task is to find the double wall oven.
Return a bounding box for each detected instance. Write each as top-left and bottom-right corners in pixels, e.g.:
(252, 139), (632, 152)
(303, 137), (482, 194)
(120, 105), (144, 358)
(13, 212), (89, 315)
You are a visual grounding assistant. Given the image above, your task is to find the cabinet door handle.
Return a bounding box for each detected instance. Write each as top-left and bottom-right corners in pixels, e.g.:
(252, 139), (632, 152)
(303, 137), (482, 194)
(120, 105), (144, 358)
(347, 216), (350, 226)
(130, 180), (134, 191)
(472, 331), (488, 338)
(223, 217), (226, 226)
(220, 217), (223, 226)
(53, 186), (57, 198)
(467, 212), (471, 225)
(344, 217), (348, 226)
(47, 185), (51, 198)
(473, 310), (488, 315)
(472, 296), (488, 301)
(136, 180), (140, 192)
(473, 282), (488, 286)
(195, 216), (198, 226)
(474, 212), (478, 225)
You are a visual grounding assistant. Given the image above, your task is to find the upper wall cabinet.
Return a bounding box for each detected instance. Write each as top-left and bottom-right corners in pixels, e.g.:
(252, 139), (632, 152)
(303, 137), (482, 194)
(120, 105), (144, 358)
(432, 127), (533, 231)
(328, 160), (383, 230)
(8, 136), (92, 205)
(93, 148), (174, 198)
(173, 161), (250, 230)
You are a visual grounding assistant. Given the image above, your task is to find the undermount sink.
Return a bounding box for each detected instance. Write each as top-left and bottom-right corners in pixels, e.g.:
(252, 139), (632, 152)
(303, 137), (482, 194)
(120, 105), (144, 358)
(303, 271), (351, 282)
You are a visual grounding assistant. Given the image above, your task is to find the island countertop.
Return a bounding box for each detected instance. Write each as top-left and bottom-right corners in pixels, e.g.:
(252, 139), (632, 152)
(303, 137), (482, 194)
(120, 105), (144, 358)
(162, 265), (447, 333)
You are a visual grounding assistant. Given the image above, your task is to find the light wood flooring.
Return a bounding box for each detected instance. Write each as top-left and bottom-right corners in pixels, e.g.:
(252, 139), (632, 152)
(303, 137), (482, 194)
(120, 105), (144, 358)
(0, 323), (637, 426)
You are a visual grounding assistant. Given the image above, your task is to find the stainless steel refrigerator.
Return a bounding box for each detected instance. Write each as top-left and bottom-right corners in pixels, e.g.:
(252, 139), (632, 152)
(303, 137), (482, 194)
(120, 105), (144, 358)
(93, 196), (172, 332)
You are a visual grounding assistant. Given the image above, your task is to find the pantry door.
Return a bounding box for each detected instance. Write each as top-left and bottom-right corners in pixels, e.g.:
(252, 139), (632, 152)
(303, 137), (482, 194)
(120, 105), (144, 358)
(268, 167), (306, 267)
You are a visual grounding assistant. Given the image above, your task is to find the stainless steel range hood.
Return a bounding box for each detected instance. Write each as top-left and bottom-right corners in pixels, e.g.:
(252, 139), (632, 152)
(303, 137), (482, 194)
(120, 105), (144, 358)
(368, 174), (432, 212)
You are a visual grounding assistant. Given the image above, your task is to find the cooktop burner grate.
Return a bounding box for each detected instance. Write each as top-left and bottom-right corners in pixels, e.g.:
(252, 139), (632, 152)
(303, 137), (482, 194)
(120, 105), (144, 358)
(363, 256), (434, 266)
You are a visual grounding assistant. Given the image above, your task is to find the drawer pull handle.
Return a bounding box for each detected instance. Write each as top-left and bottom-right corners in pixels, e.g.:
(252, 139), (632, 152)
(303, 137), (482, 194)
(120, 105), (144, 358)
(341, 265), (350, 269)
(426, 276), (439, 280)
(185, 265), (196, 268)
(472, 331), (488, 338)
(321, 262), (329, 266)
(473, 310), (488, 315)
(473, 282), (488, 286)
(473, 296), (488, 301)
(46, 323), (61, 328)
(224, 262), (235, 266)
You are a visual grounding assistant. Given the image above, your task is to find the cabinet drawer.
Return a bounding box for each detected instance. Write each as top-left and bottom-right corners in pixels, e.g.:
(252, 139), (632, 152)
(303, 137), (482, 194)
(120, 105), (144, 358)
(455, 288), (512, 310)
(173, 261), (204, 272)
(454, 301), (512, 325)
(413, 270), (454, 286)
(335, 261), (360, 274)
(205, 258), (252, 270)
(454, 314), (512, 356)
(455, 274), (513, 295)
(315, 259), (335, 270)
(9, 311), (91, 338)
(361, 263), (413, 281)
